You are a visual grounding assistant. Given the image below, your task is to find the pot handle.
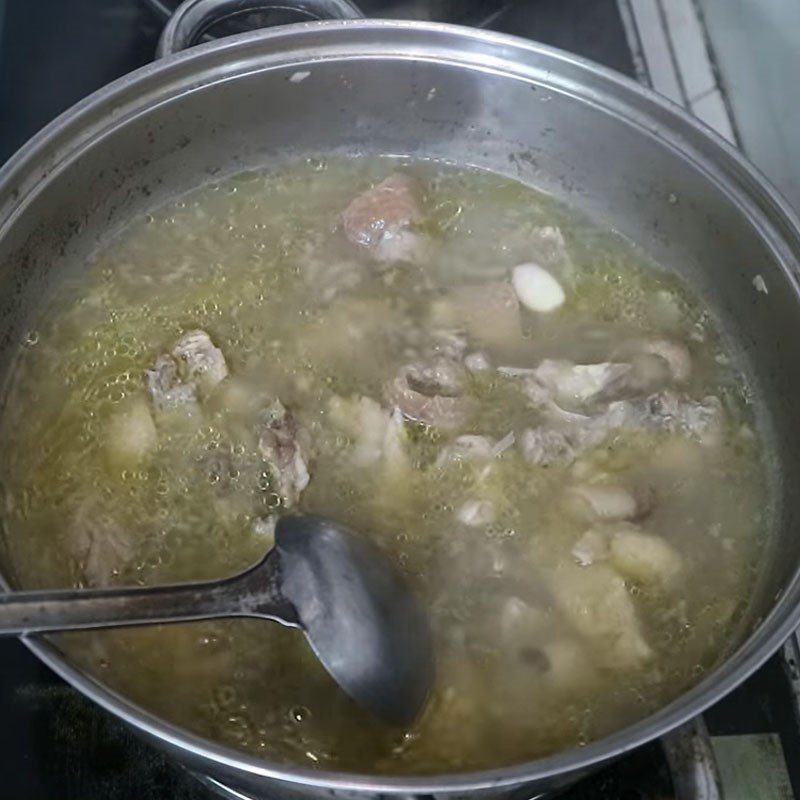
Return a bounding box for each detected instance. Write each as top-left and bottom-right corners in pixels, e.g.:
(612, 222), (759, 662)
(157, 0), (364, 57)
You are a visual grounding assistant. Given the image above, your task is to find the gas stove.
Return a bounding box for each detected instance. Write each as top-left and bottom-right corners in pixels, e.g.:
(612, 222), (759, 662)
(1, 2), (799, 798)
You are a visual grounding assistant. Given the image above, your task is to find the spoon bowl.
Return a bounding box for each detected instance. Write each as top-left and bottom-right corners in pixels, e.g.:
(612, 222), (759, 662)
(276, 514), (434, 725)
(0, 513), (435, 725)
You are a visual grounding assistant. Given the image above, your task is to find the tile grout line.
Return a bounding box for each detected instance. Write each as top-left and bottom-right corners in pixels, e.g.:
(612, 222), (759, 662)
(654, 0), (690, 106)
(689, 0), (741, 146)
(688, 84), (717, 105)
(620, 0), (684, 103)
(617, 0), (739, 144)
(616, 0), (653, 87)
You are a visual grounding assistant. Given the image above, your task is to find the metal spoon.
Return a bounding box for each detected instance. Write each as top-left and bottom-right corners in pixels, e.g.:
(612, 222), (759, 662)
(0, 513), (434, 726)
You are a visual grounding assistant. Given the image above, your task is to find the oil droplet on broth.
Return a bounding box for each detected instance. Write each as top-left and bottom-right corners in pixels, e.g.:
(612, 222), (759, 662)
(290, 706), (311, 724)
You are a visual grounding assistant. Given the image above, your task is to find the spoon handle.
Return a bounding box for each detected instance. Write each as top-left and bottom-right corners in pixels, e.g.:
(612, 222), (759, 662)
(0, 554), (298, 636)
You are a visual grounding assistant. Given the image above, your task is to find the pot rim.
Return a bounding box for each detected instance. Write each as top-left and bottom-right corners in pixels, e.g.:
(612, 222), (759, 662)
(4, 18), (800, 794)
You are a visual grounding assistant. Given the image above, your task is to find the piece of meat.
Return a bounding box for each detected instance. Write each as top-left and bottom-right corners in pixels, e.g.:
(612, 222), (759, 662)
(502, 341), (691, 414)
(570, 520), (679, 581)
(327, 395), (409, 475)
(405, 358), (462, 396)
(69, 499), (135, 587)
(172, 330), (228, 391)
(146, 329), (228, 410)
(384, 358), (474, 429)
(596, 353), (672, 399)
(518, 428), (576, 466)
(146, 354), (197, 409)
(341, 173), (424, 263)
(519, 391), (724, 466)
(566, 482), (655, 523)
(616, 392), (717, 440)
(528, 360), (632, 408)
(257, 399), (311, 507)
(608, 527), (683, 586)
(501, 355), (674, 411)
(549, 562), (653, 670)
(502, 367), (606, 429)
(105, 397), (158, 468)
(643, 391), (723, 446)
(501, 364), (601, 416)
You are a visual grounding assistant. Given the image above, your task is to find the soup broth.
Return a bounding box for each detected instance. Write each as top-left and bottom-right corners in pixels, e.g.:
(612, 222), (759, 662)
(0, 158), (768, 773)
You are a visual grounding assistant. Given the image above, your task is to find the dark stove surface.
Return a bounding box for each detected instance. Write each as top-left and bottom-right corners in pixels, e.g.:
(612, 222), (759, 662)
(0, 2), (797, 799)
(2, 634), (674, 800)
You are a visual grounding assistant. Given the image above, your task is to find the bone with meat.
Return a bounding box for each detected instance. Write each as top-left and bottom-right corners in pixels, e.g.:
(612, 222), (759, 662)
(146, 329), (228, 410)
(341, 173), (424, 263)
(519, 390), (724, 466)
(384, 357), (474, 429)
(500, 354), (680, 412)
(501, 360), (632, 409)
(257, 399), (312, 507)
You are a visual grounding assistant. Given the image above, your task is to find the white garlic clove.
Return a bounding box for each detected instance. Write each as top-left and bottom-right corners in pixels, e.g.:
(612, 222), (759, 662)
(511, 262), (565, 313)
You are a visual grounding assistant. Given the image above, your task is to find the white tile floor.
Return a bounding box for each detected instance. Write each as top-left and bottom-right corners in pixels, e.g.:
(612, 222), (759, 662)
(661, 0), (716, 101)
(622, 0), (800, 211)
(697, 0), (800, 211)
(618, 0), (737, 143)
(621, 0), (684, 102)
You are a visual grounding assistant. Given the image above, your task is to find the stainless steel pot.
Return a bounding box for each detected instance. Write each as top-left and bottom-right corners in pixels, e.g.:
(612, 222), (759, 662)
(2, 3), (800, 798)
